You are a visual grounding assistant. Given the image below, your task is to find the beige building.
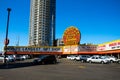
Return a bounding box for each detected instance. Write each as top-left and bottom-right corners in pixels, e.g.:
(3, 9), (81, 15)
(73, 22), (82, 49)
(29, 0), (56, 46)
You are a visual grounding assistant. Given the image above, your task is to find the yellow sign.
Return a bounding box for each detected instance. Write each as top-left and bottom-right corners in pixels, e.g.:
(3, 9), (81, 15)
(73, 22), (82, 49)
(63, 26), (81, 45)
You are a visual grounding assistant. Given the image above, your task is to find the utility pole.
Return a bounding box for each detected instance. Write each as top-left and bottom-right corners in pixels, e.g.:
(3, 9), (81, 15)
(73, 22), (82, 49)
(4, 8), (11, 65)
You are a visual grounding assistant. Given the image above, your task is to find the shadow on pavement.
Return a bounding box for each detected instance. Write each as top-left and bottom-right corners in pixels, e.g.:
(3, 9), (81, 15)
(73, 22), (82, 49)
(0, 62), (35, 69)
(0, 61), (60, 69)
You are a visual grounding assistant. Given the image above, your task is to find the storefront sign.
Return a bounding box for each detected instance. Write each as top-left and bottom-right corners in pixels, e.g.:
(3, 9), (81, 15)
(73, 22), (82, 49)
(7, 46), (62, 52)
(97, 40), (120, 51)
(63, 26), (80, 45)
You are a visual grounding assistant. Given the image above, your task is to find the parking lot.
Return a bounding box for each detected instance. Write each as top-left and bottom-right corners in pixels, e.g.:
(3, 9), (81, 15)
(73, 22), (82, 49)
(0, 58), (120, 80)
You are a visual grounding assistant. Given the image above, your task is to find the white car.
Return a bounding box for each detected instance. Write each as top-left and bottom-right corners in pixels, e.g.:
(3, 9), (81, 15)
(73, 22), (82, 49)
(67, 55), (78, 60)
(75, 55), (81, 61)
(6, 55), (15, 62)
(87, 56), (109, 64)
(117, 59), (120, 64)
(101, 56), (117, 63)
(0, 55), (15, 63)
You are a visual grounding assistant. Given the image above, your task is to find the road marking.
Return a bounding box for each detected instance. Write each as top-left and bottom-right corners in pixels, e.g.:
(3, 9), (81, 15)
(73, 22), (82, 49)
(78, 65), (86, 69)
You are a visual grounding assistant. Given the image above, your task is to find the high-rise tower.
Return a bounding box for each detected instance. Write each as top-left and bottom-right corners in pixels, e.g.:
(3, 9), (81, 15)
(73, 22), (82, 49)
(29, 0), (56, 46)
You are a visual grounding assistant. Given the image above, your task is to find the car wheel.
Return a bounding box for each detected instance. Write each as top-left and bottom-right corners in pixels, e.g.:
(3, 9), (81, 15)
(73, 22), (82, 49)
(110, 60), (113, 63)
(101, 61), (104, 64)
(81, 60), (84, 63)
(89, 60), (92, 63)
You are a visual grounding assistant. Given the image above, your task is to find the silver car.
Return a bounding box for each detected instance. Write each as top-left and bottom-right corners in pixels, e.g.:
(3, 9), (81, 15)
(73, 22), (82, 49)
(101, 56), (117, 63)
(87, 56), (109, 64)
(0, 55), (15, 63)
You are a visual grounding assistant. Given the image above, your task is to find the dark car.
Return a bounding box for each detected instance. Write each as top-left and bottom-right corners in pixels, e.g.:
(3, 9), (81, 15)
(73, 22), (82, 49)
(76, 55), (91, 62)
(33, 55), (57, 64)
(80, 55), (91, 62)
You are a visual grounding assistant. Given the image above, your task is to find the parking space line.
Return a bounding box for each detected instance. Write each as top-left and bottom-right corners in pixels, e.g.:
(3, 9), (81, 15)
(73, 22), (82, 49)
(78, 65), (86, 69)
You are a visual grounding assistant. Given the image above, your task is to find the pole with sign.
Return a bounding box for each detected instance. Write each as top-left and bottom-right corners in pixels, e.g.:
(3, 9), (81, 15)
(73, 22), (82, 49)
(4, 8), (11, 65)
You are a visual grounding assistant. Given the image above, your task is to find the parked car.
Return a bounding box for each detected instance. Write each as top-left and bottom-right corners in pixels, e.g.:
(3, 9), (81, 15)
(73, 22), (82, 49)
(15, 55), (27, 61)
(67, 55), (78, 60)
(75, 55), (81, 61)
(117, 59), (120, 64)
(101, 56), (117, 63)
(87, 56), (109, 64)
(0, 55), (15, 63)
(76, 55), (91, 62)
(33, 55), (57, 64)
(6, 55), (15, 62)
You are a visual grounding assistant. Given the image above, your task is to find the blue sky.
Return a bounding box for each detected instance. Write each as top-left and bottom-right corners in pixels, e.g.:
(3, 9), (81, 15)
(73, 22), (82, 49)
(0, 0), (120, 50)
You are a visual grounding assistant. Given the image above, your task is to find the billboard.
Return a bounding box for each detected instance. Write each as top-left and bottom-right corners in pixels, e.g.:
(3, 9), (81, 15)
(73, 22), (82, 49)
(7, 46), (62, 52)
(63, 45), (79, 54)
(97, 40), (120, 51)
(63, 26), (81, 46)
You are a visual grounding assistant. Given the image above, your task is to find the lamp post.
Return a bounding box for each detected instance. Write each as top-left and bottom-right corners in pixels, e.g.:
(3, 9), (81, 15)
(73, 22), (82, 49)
(4, 8), (11, 64)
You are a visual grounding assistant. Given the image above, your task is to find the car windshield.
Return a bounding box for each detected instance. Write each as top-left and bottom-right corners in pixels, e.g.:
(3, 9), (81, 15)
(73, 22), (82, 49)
(100, 57), (106, 59)
(39, 55), (49, 59)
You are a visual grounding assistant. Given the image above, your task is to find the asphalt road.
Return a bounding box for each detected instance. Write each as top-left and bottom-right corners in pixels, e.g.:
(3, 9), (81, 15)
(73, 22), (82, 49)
(0, 58), (120, 80)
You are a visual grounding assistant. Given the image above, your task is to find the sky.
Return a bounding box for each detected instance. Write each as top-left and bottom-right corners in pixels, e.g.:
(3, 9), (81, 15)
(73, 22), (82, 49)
(0, 0), (120, 51)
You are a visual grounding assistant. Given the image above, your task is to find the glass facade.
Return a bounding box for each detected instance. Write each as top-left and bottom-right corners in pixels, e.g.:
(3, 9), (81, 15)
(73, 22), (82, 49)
(29, 0), (56, 46)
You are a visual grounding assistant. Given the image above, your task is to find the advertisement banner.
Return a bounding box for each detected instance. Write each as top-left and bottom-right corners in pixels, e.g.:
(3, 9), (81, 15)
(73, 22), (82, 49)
(7, 46), (62, 52)
(97, 40), (120, 51)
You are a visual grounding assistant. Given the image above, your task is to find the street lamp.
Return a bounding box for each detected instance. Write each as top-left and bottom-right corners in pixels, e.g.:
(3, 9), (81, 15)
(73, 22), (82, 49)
(4, 8), (11, 64)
